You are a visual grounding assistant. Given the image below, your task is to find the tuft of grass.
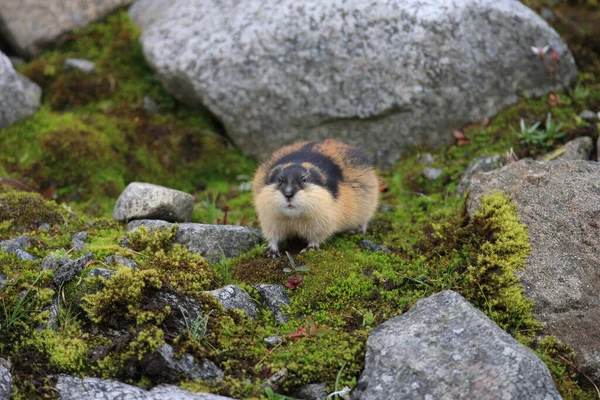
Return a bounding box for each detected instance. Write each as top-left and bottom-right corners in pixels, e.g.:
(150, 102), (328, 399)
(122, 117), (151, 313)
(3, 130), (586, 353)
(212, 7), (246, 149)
(181, 308), (212, 343)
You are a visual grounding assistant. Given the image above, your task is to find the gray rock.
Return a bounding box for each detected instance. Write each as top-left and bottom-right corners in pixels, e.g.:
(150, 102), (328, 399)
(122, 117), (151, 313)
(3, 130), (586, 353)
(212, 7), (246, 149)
(0, 358), (11, 400)
(38, 297), (60, 331)
(64, 58), (96, 74)
(86, 268), (116, 279)
(352, 291), (561, 400)
(127, 220), (261, 263)
(466, 159), (600, 379)
(14, 249), (37, 261)
(264, 335), (283, 348)
(422, 168), (443, 180)
(105, 255), (138, 269)
(113, 182), (194, 223)
(53, 252), (94, 286)
(0, 273), (7, 289)
(538, 136), (593, 161)
(146, 344), (223, 383)
(56, 375), (235, 400)
(360, 240), (391, 253)
(71, 231), (88, 252)
(143, 96), (160, 113)
(0, 235), (30, 254)
(205, 285), (257, 319)
(293, 383), (328, 400)
(0, 51), (41, 128)
(42, 255), (71, 271)
(418, 153), (435, 166)
(456, 155), (505, 197)
(0, 1), (134, 58)
(153, 290), (204, 337)
(253, 284), (290, 324)
(579, 109), (598, 122)
(131, 0), (576, 168)
(38, 223), (50, 232)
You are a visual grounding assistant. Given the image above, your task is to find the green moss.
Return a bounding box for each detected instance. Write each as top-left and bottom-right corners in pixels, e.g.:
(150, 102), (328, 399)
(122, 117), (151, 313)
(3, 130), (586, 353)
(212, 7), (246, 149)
(127, 225), (177, 253)
(27, 325), (90, 373)
(0, 189), (78, 238)
(82, 268), (163, 325)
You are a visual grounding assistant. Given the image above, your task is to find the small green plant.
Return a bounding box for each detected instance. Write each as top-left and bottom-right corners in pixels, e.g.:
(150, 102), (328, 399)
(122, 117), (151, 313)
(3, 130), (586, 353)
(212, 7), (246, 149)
(264, 387), (299, 400)
(200, 194), (222, 224)
(1, 273), (42, 331)
(571, 83), (591, 102)
(214, 247), (233, 284)
(283, 252), (309, 289)
(181, 307), (212, 342)
(513, 113), (564, 150)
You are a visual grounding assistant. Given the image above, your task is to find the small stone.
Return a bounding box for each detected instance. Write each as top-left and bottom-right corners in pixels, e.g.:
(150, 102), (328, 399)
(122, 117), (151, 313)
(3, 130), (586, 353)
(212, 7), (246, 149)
(264, 335), (283, 348)
(293, 383), (328, 400)
(127, 220), (261, 263)
(539, 136), (593, 161)
(14, 249), (37, 261)
(0, 51), (41, 129)
(38, 223), (50, 232)
(360, 240), (391, 253)
(86, 268), (116, 279)
(261, 368), (287, 390)
(143, 96), (160, 113)
(53, 252), (94, 286)
(456, 155), (505, 197)
(418, 153), (435, 166)
(422, 167), (443, 180)
(42, 255), (71, 271)
(145, 344), (224, 382)
(0, 235), (31, 254)
(71, 231), (88, 252)
(57, 375), (235, 400)
(0, 357), (12, 399)
(378, 204), (394, 213)
(105, 255), (138, 269)
(205, 285), (258, 319)
(113, 182), (195, 223)
(579, 110), (598, 122)
(0, 273), (8, 289)
(253, 284), (290, 324)
(38, 298), (60, 331)
(540, 7), (555, 21)
(64, 58), (96, 74)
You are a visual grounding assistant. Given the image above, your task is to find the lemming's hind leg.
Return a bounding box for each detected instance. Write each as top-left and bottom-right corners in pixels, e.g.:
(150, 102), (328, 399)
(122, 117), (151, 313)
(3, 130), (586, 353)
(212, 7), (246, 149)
(360, 222), (368, 235)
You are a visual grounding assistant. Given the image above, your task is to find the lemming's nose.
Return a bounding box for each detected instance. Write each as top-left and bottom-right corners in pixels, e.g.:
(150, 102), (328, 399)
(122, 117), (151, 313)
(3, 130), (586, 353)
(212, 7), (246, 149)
(284, 188), (294, 200)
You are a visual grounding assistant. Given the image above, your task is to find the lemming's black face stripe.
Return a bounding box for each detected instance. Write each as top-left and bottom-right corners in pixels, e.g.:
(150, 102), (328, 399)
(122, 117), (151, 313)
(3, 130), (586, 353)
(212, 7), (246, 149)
(266, 149), (343, 198)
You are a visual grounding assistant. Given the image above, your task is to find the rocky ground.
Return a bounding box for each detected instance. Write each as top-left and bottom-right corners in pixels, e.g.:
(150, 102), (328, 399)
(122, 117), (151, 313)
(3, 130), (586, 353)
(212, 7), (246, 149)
(0, 0), (600, 399)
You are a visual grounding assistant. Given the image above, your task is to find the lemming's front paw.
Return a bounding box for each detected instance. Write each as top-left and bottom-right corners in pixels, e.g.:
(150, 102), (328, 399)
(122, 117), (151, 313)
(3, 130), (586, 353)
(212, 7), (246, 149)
(268, 248), (281, 258)
(300, 244), (320, 254)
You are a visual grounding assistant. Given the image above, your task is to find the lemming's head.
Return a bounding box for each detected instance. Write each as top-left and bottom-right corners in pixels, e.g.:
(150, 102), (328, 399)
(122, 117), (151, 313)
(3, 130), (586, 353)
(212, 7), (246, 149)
(265, 163), (327, 217)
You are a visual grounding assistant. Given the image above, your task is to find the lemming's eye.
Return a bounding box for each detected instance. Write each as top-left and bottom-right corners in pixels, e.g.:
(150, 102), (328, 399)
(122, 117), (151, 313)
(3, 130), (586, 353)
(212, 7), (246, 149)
(301, 176), (307, 183)
(277, 176), (282, 183)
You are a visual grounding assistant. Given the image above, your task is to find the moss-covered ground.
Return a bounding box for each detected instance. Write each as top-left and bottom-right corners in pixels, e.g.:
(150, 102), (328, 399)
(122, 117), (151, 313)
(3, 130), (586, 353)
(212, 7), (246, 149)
(1, 1), (599, 399)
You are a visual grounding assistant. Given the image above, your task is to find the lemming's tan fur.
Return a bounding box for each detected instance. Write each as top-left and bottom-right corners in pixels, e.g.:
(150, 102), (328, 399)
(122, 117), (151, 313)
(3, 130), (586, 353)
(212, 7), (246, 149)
(252, 139), (379, 255)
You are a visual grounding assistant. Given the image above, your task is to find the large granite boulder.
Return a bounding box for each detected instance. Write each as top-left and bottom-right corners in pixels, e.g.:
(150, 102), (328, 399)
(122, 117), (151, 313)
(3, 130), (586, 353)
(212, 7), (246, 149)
(0, 0), (133, 58)
(466, 159), (600, 380)
(131, 0), (576, 168)
(352, 291), (560, 400)
(127, 220), (261, 263)
(0, 51), (41, 128)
